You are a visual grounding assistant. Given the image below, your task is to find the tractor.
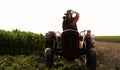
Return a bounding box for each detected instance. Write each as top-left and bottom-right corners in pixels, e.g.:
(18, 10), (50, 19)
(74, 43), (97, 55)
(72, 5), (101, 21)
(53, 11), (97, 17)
(44, 29), (96, 70)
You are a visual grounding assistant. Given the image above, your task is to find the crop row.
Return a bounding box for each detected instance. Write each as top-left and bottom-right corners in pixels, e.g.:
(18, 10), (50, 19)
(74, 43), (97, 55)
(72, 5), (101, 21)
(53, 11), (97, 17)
(95, 36), (120, 42)
(0, 29), (45, 55)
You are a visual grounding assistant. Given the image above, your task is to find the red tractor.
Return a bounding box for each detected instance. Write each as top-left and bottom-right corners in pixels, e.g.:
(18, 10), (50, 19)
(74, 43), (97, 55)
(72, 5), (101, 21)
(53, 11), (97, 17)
(44, 29), (96, 70)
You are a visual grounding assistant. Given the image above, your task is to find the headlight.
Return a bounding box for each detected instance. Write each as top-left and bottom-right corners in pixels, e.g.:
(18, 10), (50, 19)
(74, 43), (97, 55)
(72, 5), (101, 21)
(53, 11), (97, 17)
(56, 31), (61, 37)
(80, 31), (86, 37)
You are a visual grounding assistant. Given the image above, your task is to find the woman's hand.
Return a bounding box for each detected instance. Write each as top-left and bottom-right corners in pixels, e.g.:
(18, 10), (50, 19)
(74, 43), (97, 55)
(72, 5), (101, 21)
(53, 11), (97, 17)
(72, 10), (78, 14)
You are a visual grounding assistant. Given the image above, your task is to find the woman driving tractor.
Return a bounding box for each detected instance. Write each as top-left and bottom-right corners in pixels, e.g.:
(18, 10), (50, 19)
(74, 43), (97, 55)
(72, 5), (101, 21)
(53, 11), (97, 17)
(62, 9), (80, 31)
(45, 9), (96, 70)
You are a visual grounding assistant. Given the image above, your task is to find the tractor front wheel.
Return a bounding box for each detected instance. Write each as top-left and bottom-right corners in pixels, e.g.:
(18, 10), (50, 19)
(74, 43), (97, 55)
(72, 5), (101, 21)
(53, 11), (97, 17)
(44, 48), (53, 68)
(86, 48), (96, 70)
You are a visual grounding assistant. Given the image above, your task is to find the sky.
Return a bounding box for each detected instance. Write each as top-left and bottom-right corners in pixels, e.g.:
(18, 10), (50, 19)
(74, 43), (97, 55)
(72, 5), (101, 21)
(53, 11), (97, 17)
(0, 0), (120, 36)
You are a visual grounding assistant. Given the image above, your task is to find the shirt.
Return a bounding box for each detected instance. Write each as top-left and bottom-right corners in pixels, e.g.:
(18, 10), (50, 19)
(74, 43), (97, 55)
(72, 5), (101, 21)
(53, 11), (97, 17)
(62, 12), (79, 31)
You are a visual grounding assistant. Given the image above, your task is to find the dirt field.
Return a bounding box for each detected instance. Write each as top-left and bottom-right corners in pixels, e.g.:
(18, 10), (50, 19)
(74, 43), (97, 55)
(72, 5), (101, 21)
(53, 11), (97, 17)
(96, 41), (120, 69)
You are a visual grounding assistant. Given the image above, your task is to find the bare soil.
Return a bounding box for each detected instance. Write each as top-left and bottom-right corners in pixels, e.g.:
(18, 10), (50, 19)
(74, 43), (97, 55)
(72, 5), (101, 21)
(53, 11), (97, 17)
(96, 41), (120, 69)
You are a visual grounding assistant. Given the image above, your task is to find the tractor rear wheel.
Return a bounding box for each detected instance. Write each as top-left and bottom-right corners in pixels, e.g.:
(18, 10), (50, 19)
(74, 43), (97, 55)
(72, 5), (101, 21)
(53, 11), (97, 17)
(45, 31), (56, 49)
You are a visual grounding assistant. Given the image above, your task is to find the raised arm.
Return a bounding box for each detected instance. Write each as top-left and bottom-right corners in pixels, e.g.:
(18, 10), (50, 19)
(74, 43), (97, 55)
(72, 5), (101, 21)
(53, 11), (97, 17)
(71, 11), (80, 26)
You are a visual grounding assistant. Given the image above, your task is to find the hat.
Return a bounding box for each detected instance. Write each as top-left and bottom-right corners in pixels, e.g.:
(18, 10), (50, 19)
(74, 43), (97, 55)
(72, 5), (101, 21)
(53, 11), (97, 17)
(64, 9), (73, 15)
